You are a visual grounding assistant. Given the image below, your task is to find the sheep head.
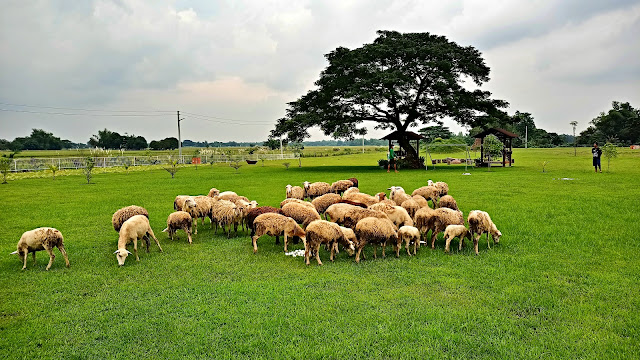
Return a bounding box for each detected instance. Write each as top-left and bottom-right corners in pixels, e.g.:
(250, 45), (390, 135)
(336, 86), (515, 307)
(113, 249), (133, 266)
(285, 184), (292, 196)
(491, 227), (502, 243)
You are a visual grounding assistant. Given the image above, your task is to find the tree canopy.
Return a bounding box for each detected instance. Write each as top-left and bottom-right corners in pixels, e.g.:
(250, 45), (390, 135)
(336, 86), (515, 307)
(270, 30), (508, 164)
(578, 101), (639, 145)
(87, 129), (148, 150)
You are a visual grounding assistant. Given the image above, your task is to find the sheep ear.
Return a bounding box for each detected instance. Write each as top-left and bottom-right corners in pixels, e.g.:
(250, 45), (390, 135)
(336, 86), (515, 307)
(126, 250), (132, 255)
(162, 228), (168, 232)
(113, 250), (120, 254)
(10, 250), (18, 255)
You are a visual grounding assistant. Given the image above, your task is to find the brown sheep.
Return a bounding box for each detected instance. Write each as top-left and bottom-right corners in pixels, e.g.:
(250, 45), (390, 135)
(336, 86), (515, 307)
(388, 186), (411, 206)
(467, 210), (502, 255)
(342, 191), (380, 207)
(280, 198), (315, 209)
(181, 197), (200, 234)
(303, 181), (332, 200)
(412, 186), (440, 207)
(114, 215), (162, 266)
(173, 196), (190, 211)
(304, 220), (355, 265)
(330, 180), (354, 195)
(443, 224), (472, 253)
(311, 193), (342, 217)
(112, 205), (149, 232)
(210, 200), (240, 238)
(411, 195), (430, 208)
(401, 198), (420, 219)
(348, 177), (359, 188)
(282, 202), (321, 227)
(10, 227), (69, 270)
(434, 181), (449, 197)
(207, 188), (220, 198)
(246, 206), (284, 238)
(438, 195), (458, 211)
(342, 207), (391, 230)
(285, 184), (305, 200)
(427, 208), (464, 249)
(354, 217), (398, 263)
(163, 211), (193, 244)
(325, 203), (360, 224)
(252, 213), (306, 253)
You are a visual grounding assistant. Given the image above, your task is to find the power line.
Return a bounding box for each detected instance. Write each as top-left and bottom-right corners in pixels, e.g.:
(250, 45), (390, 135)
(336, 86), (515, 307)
(0, 108), (171, 117)
(0, 102), (173, 113)
(182, 111), (273, 124)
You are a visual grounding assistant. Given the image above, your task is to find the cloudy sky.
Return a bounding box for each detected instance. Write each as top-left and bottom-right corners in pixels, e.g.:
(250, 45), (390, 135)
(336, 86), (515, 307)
(1, 0), (639, 143)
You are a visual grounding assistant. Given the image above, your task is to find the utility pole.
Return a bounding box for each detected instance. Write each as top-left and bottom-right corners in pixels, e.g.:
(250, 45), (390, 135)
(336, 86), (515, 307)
(177, 111), (184, 162)
(525, 126), (528, 149)
(362, 133), (365, 153)
(570, 121), (578, 156)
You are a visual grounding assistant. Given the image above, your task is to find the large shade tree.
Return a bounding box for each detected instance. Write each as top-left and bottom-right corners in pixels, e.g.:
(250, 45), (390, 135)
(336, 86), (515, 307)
(270, 30), (508, 165)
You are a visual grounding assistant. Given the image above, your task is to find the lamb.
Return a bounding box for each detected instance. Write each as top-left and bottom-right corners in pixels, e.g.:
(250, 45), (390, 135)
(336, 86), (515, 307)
(246, 206), (284, 238)
(304, 220), (355, 265)
(285, 184), (305, 200)
(415, 207), (464, 249)
(113, 215), (162, 266)
(163, 211), (193, 244)
(401, 198), (420, 219)
(354, 217), (398, 263)
(210, 200), (240, 238)
(282, 202), (321, 227)
(10, 227), (69, 270)
(112, 205), (149, 232)
(252, 213), (306, 253)
(411, 186), (439, 207)
(330, 180), (354, 195)
(348, 177), (359, 188)
(303, 181), (332, 200)
(311, 193), (342, 216)
(342, 187), (360, 197)
(467, 210), (502, 255)
(443, 224), (472, 253)
(342, 191), (380, 207)
(342, 207), (391, 230)
(397, 225), (421, 256)
(207, 188), (220, 198)
(325, 203), (360, 224)
(388, 186), (411, 206)
(438, 195), (459, 211)
(434, 181), (449, 197)
(280, 198), (316, 209)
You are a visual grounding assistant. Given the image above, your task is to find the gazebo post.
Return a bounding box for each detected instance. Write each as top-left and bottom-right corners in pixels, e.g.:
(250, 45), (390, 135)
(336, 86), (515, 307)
(502, 135), (506, 167)
(480, 136), (485, 165)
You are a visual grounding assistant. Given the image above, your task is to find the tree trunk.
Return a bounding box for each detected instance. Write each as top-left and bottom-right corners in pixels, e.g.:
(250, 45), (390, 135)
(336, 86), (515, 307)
(396, 131), (421, 168)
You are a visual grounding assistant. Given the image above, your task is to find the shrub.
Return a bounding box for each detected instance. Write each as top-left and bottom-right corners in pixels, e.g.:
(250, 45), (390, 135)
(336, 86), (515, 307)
(378, 159), (389, 168)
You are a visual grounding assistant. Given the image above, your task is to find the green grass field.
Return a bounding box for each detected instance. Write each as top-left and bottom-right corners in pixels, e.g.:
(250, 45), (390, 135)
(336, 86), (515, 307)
(1, 148), (639, 359)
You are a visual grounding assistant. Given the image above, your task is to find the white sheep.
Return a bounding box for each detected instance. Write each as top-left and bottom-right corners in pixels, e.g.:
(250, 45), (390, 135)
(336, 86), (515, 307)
(443, 224), (472, 253)
(467, 210), (502, 255)
(285, 184), (305, 200)
(397, 225), (421, 256)
(10, 227), (70, 270)
(303, 181), (332, 200)
(252, 213), (306, 253)
(163, 211), (193, 244)
(114, 215), (163, 266)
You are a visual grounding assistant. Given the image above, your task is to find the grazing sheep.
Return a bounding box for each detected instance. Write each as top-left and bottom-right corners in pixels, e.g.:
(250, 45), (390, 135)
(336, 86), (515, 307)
(338, 226), (357, 253)
(411, 186), (439, 207)
(343, 191), (380, 207)
(112, 205), (149, 232)
(434, 181), (449, 197)
(285, 184), (305, 200)
(401, 198), (420, 219)
(420, 208), (464, 249)
(354, 217), (398, 263)
(252, 213), (306, 253)
(438, 195), (459, 211)
(330, 180), (354, 195)
(246, 206), (284, 239)
(348, 177), (359, 188)
(443, 224), (472, 253)
(163, 211), (193, 244)
(397, 225), (421, 256)
(114, 215), (162, 266)
(304, 220), (355, 265)
(467, 210), (502, 255)
(342, 207), (391, 230)
(280, 198), (316, 209)
(282, 202), (321, 227)
(181, 197), (200, 234)
(311, 193), (342, 216)
(369, 203), (414, 228)
(303, 181), (332, 200)
(325, 203), (360, 224)
(174, 195), (190, 211)
(193, 195), (215, 227)
(10, 227), (69, 270)
(343, 187), (360, 197)
(233, 199), (258, 232)
(411, 195), (430, 209)
(207, 188), (220, 198)
(210, 200), (240, 238)
(388, 186), (411, 206)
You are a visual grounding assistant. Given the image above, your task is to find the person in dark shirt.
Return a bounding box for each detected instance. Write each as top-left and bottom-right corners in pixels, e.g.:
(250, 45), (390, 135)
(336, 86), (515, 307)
(592, 142), (602, 173)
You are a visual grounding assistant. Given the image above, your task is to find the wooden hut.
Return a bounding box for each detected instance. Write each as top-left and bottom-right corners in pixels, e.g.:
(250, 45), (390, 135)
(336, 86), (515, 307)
(474, 128), (518, 167)
(381, 131), (425, 160)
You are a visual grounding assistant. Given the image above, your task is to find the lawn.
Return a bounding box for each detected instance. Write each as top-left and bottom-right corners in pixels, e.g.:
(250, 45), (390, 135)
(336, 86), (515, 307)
(1, 148), (639, 359)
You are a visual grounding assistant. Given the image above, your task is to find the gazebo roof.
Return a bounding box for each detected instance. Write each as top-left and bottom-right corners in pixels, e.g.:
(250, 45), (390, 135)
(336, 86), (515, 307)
(474, 128), (518, 139)
(381, 131), (425, 141)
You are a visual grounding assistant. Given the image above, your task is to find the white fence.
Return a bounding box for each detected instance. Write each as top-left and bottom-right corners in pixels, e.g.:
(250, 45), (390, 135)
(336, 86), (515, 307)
(9, 153), (300, 172)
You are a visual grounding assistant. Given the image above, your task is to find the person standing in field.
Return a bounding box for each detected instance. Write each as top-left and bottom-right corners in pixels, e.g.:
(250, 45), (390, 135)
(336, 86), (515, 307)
(592, 142), (602, 173)
(387, 145), (398, 173)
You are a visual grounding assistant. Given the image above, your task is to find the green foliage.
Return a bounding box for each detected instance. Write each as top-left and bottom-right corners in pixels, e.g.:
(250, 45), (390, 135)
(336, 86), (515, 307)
(602, 143), (619, 171)
(378, 158), (389, 167)
(0, 157), (11, 184)
(47, 164), (59, 179)
(150, 137), (179, 150)
(270, 30), (508, 160)
(163, 157), (180, 178)
(229, 160), (242, 174)
(282, 162), (290, 170)
(419, 125), (453, 141)
(483, 134), (504, 157)
(82, 157), (95, 184)
(119, 157), (132, 174)
(425, 137), (467, 153)
(263, 138), (282, 150)
(579, 101), (640, 145)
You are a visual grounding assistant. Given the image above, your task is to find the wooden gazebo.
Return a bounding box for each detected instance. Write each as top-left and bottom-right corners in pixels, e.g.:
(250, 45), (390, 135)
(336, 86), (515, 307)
(381, 131), (425, 159)
(474, 128), (518, 167)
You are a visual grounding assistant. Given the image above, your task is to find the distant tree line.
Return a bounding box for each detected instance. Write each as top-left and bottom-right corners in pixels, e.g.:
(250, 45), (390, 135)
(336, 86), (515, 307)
(0, 129), (87, 151)
(577, 101), (639, 146)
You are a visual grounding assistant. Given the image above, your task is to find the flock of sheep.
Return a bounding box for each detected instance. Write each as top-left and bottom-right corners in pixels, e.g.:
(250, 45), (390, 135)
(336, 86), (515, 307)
(10, 177), (502, 269)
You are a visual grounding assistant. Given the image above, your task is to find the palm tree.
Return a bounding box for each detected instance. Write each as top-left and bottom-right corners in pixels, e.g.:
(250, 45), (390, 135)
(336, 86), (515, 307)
(569, 121), (578, 156)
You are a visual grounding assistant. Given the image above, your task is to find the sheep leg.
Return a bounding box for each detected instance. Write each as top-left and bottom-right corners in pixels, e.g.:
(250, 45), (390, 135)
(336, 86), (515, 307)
(57, 244), (70, 268)
(283, 234), (288, 252)
(315, 244), (323, 265)
(22, 251), (28, 270)
(444, 236), (452, 253)
(430, 231), (438, 249)
(32, 252), (37, 265)
(252, 235), (258, 254)
(193, 218), (198, 235)
(186, 228), (192, 244)
(304, 242), (311, 265)
(405, 237), (411, 256)
(144, 235), (151, 253)
(45, 247), (56, 270)
(148, 230), (163, 252)
(373, 244), (377, 259)
(473, 234), (480, 255)
(355, 246), (363, 263)
(329, 242), (336, 262)
(487, 232), (491, 249)
(381, 243), (386, 258)
(275, 235), (280, 245)
(133, 240), (140, 261)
